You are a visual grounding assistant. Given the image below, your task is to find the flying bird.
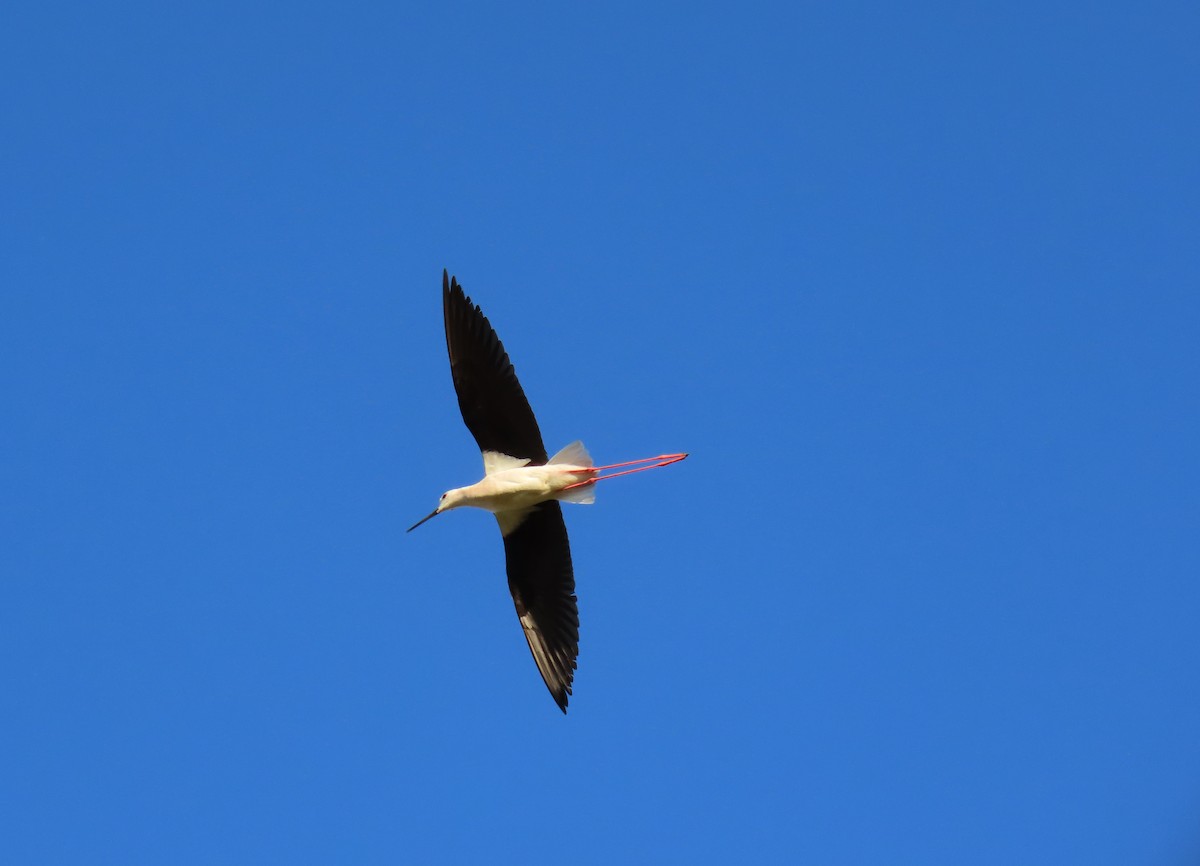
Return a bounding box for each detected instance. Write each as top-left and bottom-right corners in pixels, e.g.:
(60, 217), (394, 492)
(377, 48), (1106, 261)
(409, 271), (687, 712)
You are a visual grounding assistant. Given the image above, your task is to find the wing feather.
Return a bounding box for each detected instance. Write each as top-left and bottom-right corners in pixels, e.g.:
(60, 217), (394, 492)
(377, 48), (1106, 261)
(500, 502), (579, 712)
(443, 271), (548, 463)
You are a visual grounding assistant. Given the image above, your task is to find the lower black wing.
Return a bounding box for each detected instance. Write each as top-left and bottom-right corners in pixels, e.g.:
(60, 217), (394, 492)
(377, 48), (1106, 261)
(500, 502), (579, 712)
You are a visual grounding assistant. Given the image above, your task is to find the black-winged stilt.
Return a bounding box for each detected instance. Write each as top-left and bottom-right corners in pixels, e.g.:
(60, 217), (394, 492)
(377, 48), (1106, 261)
(408, 271), (687, 712)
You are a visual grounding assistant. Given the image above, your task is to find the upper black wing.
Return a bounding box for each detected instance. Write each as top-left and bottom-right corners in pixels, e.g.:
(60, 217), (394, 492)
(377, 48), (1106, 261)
(501, 501), (580, 713)
(443, 271), (548, 463)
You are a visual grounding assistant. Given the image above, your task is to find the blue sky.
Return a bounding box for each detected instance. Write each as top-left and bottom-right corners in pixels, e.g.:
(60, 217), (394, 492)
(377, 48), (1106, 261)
(2, 2), (1198, 863)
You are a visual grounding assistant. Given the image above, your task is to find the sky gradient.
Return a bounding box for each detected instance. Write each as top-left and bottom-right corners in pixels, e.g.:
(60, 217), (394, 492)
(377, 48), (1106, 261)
(2, 2), (1199, 863)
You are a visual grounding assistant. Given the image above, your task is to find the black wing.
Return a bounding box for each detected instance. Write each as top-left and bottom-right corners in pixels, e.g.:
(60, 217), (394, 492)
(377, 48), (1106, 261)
(443, 271), (548, 463)
(501, 502), (579, 712)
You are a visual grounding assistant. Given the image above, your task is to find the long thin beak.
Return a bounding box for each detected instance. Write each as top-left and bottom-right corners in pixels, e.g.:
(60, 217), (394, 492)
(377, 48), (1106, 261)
(407, 509), (441, 533)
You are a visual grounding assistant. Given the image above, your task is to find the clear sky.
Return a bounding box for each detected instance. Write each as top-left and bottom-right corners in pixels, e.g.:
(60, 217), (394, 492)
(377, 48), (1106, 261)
(2, 2), (1198, 863)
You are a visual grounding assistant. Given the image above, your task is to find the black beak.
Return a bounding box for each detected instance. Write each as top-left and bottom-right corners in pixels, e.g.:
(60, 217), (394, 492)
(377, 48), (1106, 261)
(407, 509), (440, 533)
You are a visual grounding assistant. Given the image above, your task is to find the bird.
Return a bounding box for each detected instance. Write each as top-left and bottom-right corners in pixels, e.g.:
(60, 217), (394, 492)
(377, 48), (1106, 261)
(408, 270), (687, 712)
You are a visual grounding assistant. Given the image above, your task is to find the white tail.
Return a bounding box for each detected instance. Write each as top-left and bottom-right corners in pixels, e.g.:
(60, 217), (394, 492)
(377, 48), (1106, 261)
(556, 483), (596, 505)
(548, 440), (593, 467)
(555, 450), (689, 505)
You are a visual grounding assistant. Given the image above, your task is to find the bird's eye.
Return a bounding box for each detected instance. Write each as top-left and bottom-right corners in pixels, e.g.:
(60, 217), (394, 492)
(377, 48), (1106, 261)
(440, 493), (447, 500)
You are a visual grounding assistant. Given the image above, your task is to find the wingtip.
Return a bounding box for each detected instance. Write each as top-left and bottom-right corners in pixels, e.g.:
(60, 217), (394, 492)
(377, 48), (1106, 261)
(444, 269), (467, 302)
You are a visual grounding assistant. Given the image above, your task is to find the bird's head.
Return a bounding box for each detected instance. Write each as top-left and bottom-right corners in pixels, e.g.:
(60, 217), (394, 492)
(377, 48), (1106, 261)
(407, 487), (466, 532)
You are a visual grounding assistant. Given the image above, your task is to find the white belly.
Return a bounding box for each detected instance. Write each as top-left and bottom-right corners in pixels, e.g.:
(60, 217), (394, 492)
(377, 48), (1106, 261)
(462, 464), (593, 513)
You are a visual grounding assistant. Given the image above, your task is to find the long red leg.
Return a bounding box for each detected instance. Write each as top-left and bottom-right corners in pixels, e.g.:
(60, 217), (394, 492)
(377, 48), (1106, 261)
(562, 453), (688, 489)
(588, 453), (689, 472)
